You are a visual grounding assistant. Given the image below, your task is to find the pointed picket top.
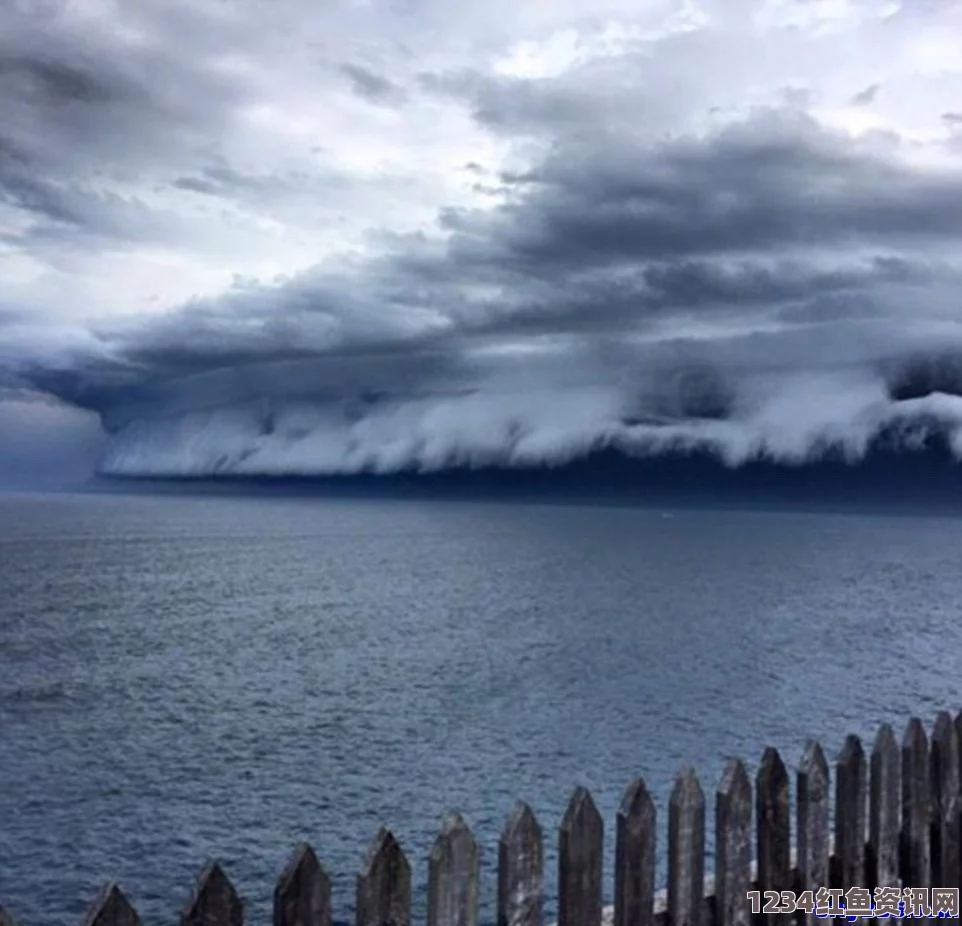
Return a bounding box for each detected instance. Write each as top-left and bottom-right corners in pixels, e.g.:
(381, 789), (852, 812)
(274, 843), (331, 926)
(874, 722), (898, 760)
(619, 778), (655, 831)
(356, 828), (411, 926)
(869, 723), (900, 893)
(838, 733), (865, 771)
(432, 811), (473, 848)
(668, 767), (705, 926)
(904, 715), (928, 753)
(430, 811), (478, 868)
(715, 758), (752, 926)
(834, 734), (867, 889)
(182, 861), (243, 926)
(359, 829), (410, 887)
(757, 746), (788, 785)
(718, 757), (751, 807)
(498, 802), (543, 926)
(799, 739), (829, 788)
(362, 829), (392, 870)
(755, 747), (790, 910)
(902, 716), (932, 889)
(562, 786), (600, 831)
(502, 802), (542, 846)
(83, 884), (141, 926)
(558, 787), (603, 926)
(428, 812), (479, 926)
(0, 908), (16, 926)
(614, 778), (655, 926)
(797, 740), (829, 926)
(670, 766), (705, 811)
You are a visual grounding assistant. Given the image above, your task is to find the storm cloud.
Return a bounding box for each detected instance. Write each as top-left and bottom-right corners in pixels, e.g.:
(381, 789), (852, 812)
(4, 0), (962, 483)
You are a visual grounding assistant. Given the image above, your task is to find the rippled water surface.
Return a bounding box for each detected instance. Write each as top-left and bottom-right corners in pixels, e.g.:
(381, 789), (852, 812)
(2, 490), (962, 925)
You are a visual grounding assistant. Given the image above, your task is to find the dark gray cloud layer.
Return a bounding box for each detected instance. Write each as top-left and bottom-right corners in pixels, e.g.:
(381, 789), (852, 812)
(340, 63), (408, 107)
(0, 4), (251, 256)
(36, 112), (962, 387)
(4, 0), (962, 480)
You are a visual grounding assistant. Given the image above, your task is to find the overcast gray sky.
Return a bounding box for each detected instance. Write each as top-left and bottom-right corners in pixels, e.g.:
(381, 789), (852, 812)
(3, 0), (962, 483)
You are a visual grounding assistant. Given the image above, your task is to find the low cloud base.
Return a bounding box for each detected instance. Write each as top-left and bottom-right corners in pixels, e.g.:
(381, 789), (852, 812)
(94, 438), (962, 512)
(93, 365), (962, 509)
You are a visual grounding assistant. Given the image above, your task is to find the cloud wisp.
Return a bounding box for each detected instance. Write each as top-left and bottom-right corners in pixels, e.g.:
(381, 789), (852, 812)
(4, 0), (962, 483)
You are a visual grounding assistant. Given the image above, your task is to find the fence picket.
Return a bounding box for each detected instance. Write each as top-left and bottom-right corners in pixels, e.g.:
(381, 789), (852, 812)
(614, 778), (655, 926)
(428, 812), (479, 926)
(667, 767), (705, 926)
(901, 717), (930, 890)
(558, 788), (603, 926)
(181, 862), (243, 926)
(756, 747), (790, 925)
(83, 884), (141, 926)
(869, 723), (900, 894)
(834, 735), (866, 890)
(797, 741), (829, 926)
(931, 711), (959, 887)
(715, 758), (751, 926)
(498, 803), (543, 926)
(356, 830), (411, 926)
(274, 843), (331, 926)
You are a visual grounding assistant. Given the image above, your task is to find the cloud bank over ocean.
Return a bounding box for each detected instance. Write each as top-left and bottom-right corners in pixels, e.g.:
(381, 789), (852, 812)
(55, 338), (962, 479)
(5, 1), (962, 484)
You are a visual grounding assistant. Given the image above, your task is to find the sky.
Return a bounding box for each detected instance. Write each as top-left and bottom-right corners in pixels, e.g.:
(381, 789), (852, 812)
(4, 0), (962, 484)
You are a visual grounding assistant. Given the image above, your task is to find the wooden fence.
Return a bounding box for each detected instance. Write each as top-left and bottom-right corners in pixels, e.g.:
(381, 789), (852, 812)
(2, 708), (961, 926)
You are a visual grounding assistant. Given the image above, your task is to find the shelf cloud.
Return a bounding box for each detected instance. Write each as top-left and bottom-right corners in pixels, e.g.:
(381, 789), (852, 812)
(3, 0), (962, 483)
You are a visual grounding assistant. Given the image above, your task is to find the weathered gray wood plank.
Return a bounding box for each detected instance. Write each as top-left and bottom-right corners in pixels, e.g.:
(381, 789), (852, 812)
(614, 778), (655, 926)
(756, 747), (790, 925)
(797, 740), (829, 926)
(558, 787), (603, 926)
(498, 803), (543, 926)
(938, 794), (961, 893)
(83, 884), (141, 926)
(356, 829), (411, 926)
(869, 723), (900, 892)
(930, 711), (960, 887)
(834, 734), (866, 890)
(181, 862), (243, 926)
(932, 712), (960, 808)
(667, 767), (705, 926)
(274, 843), (331, 926)
(901, 717), (931, 889)
(428, 812), (479, 926)
(955, 710), (962, 792)
(715, 758), (751, 926)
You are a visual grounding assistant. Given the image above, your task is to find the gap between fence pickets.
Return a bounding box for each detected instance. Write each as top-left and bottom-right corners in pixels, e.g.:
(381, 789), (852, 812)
(546, 842), (816, 926)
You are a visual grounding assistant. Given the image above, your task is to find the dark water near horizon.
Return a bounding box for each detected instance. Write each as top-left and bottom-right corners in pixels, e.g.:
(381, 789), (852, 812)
(2, 490), (962, 925)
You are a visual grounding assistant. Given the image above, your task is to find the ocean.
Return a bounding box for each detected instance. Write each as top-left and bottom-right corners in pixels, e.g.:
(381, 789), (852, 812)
(1, 488), (961, 925)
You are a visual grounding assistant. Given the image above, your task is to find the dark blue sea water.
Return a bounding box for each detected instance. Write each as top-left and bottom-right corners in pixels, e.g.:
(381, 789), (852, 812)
(2, 489), (962, 925)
